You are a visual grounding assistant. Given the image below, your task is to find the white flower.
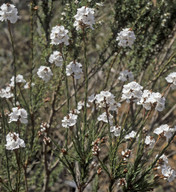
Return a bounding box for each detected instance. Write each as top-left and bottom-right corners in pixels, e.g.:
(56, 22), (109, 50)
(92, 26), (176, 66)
(0, 3), (19, 23)
(40, 122), (49, 132)
(88, 94), (95, 103)
(5, 132), (25, 150)
(165, 72), (176, 89)
(66, 61), (83, 79)
(24, 82), (35, 89)
(77, 101), (90, 111)
(138, 90), (165, 111)
(74, 6), (95, 30)
(147, 92), (165, 112)
(95, 91), (121, 111)
(161, 164), (176, 182)
(9, 74), (26, 87)
(97, 112), (113, 124)
(62, 112), (78, 128)
(0, 86), (13, 99)
(121, 149), (131, 160)
(37, 66), (53, 82)
(154, 124), (170, 135)
(9, 107), (28, 124)
(118, 70), (134, 82)
(125, 131), (136, 140)
(121, 81), (143, 103)
(50, 25), (69, 45)
(110, 125), (121, 137)
(116, 28), (136, 48)
(159, 154), (168, 164)
(154, 124), (176, 142)
(164, 126), (176, 142)
(49, 51), (63, 67)
(145, 136), (155, 148)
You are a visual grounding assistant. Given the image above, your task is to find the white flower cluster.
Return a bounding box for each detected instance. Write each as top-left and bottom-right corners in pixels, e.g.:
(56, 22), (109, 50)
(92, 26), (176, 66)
(74, 6), (95, 30)
(157, 154), (176, 182)
(124, 130), (136, 140)
(5, 132), (25, 150)
(161, 164), (176, 182)
(49, 51), (63, 67)
(144, 136), (155, 148)
(40, 122), (49, 133)
(0, 86), (13, 99)
(24, 82), (35, 89)
(138, 90), (165, 112)
(97, 112), (113, 124)
(77, 100), (90, 111)
(121, 149), (132, 161)
(38, 122), (51, 145)
(0, 3), (19, 24)
(121, 81), (143, 103)
(0, 74), (26, 99)
(66, 61), (83, 79)
(9, 107), (28, 124)
(118, 70), (134, 82)
(62, 112), (78, 128)
(9, 74), (26, 87)
(154, 124), (176, 142)
(37, 66), (53, 82)
(165, 72), (176, 90)
(116, 28), (136, 48)
(95, 91), (121, 111)
(50, 25), (69, 46)
(110, 125), (122, 137)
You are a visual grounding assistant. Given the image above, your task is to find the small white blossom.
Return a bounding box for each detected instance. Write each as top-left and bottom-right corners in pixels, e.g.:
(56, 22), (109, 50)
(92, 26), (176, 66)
(0, 3), (19, 23)
(37, 66), (53, 82)
(125, 131), (136, 140)
(77, 101), (90, 111)
(95, 91), (121, 112)
(50, 25), (69, 46)
(5, 132), (25, 150)
(154, 124), (170, 135)
(0, 86), (13, 99)
(145, 136), (155, 148)
(147, 92), (165, 112)
(49, 51), (63, 67)
(161, 164), (176, 182)
(154, 124), (176, 142)
(138, 90), (165, 111)
(158, 154), (169, 164)
(62, 113), (78, 128)
(74, 6), (95, 30)
(97, 112), (113, 124)
(110, 125), (122, 137)
(24, 82), (35, 89)
(9, 107), (28, 124)
(116, 28), (136, 48)
(88, 94), (95, 103)
(121, 149), (132, 160)
(66, 61), (83, 79)
(9, 74), (26, 87)
(164, 126), (176, 142)
(165, 72), (176, 89)
(118, 70), (134, 82)
(121, 81), (143, 103)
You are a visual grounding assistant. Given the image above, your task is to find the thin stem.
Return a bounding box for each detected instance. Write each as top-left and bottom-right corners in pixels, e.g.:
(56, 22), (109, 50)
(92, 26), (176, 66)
(8, 21), (17, 105)
(83, 28), (88, 145)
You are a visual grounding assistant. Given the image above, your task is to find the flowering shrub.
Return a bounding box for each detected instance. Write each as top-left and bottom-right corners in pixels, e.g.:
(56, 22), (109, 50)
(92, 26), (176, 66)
(0, 1), (176, 192)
